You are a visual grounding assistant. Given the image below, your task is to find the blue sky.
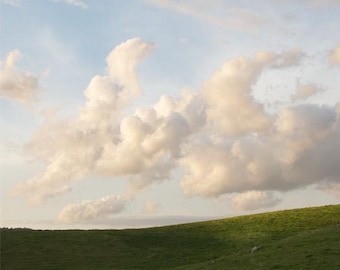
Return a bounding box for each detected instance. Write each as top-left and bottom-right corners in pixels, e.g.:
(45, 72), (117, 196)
(1, 0), (340, 229)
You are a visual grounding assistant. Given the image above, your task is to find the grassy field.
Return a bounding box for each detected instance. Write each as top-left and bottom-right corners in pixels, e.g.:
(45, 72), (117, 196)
(1, 204), (340, 269)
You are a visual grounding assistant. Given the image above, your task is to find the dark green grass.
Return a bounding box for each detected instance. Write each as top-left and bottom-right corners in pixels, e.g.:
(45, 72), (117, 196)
(1, 204), (340, 269)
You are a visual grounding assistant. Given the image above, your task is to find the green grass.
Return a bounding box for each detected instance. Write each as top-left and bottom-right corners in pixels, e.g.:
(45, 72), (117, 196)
(1, 204), (340, 269)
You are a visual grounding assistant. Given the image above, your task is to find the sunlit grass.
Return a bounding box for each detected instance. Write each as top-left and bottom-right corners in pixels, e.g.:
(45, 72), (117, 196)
(1, 204), (339, 269)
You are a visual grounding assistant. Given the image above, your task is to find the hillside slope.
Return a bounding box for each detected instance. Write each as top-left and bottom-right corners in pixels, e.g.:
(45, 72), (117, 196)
(1, 204), (340, 269)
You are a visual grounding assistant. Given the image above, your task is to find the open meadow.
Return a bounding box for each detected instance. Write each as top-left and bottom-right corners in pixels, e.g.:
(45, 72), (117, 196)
(1, 204), (340, 269)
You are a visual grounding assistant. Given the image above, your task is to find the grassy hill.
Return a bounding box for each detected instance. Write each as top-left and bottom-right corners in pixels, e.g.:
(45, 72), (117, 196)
(1, 204), (340, 269)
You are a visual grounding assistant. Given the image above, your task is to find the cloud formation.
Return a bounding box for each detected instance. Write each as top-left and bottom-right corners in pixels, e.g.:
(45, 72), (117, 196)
(202, 49), (303, 137)
(15, 38), (155, 204)
(13, 38), (340, 220)
(181, 103), (340, 198)
(0, 50), (40, 104)
(58, 195), (126, 223)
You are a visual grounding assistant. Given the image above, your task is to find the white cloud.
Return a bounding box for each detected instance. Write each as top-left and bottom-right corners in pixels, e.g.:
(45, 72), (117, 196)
(52, 0), (88, 9)
(97, 89), (204, 198)
(105, 38), (156, 105)
(202, 53), (270, 137)
(15, 38), (340, 216)
(58, 195), (126, 223)
(180, 137), (281, 198)
(231, 191), (281, 211)
(14, 38), (155, 203)
(0, 50), (40, 104)
(180, 103), (340, 198)
(202, 49), (303, 137)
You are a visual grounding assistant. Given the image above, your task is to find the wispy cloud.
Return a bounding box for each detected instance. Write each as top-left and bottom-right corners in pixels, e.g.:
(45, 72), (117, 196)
(267, 0), (340, 8)
(1, 0), (88, 8)
(144, 0), (264, 33)
(0, 0), (22, 7)
(302, 0), (340, 8)
(0, 50), (40, 104)
(144, 200), (160, 214)
(52, 0), (88, 9)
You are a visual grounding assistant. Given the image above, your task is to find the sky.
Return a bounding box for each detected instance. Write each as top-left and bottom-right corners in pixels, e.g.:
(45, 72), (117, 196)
(0, 0), (339, 229)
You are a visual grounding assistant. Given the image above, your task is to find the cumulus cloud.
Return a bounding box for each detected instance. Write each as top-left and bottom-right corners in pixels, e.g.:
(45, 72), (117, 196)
(231, 191), (282, 211)
(181, 103), (340, 199)
(16, 37), (340, 218)
(58, 195), (126, 223)
(15, 38), (155, 203)
(0, 50), (40, 104)
(202, 49), (303, 137)
(330, 45), (340, 64)
(179, 49), (336, 202)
